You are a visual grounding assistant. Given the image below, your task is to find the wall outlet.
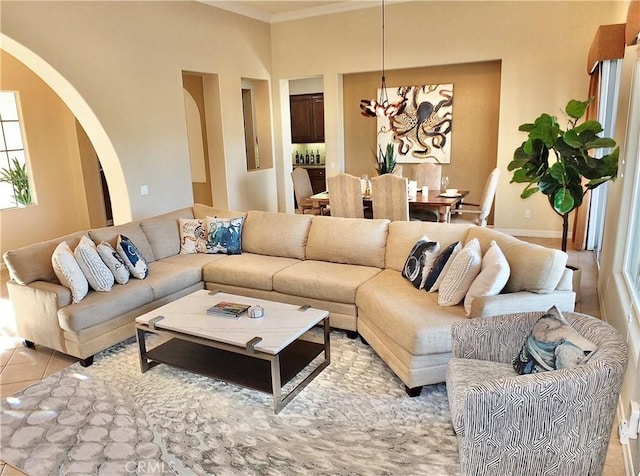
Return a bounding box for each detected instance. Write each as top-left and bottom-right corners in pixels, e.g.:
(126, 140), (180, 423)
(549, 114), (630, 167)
(524, 209), (531, 219)
(619, 420), (630, 444)
(629, 401), (639, 439)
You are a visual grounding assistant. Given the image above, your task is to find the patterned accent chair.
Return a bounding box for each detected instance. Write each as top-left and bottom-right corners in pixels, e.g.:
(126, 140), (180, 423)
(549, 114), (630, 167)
(446, 311), (627, 476)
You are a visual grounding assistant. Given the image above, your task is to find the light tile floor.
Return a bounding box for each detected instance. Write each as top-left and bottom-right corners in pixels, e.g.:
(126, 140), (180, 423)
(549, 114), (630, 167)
(0, 239), (627, 475)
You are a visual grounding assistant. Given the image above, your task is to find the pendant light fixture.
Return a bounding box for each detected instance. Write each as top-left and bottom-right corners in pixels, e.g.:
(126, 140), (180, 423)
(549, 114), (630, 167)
(359, 0), (407, 118)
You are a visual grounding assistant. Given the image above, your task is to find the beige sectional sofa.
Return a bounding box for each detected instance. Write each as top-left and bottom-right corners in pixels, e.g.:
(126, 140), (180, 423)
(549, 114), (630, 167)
(3, 204), (575, 393)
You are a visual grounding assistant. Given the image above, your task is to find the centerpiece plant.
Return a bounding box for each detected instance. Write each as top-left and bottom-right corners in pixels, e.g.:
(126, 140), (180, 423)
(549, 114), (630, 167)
(375, 142), (397, 175)
(508, 98), (619, 252)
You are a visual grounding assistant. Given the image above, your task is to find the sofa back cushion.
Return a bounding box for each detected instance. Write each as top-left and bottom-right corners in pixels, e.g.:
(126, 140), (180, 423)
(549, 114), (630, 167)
(465, 227), (567, 293)
(385, 221), (473, 272)
(192, 203), (246, 220)
(306, 216), (389, 268)
(140, 207), (194, 260)
(3, 230), (88, 285)
(89, 222), (155, 263)
(242, 211), (312, 259)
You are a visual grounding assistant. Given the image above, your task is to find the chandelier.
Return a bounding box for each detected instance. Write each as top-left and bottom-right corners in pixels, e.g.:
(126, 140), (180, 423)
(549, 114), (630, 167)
(359, 0), (407, 118)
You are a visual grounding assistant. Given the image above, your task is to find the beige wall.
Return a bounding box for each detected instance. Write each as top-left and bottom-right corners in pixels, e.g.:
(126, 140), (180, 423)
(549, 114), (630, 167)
(271, 1), (628, 236)
(1, 1), (276, 226)
(0, 50), (92, 256)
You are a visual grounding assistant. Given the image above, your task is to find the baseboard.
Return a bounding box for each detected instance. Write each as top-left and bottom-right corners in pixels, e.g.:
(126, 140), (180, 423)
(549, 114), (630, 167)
(617, 398), (637, 476)
(494, 228), (568, 239)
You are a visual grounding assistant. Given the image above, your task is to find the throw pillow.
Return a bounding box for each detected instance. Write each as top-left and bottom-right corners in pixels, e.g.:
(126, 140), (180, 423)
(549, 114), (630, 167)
(178, 218), (208, 254)
(116, 234), (149, 279)
(424, 241), (461, 292)
(463, 241), (510, 316)
(52, 241), (89, 303)
(513, 305), (597, 374)
(438, 238), (482, 306)
(205, 216), (244, 255)
(97, 241), (130, 285)
(74, 235), (115, 292)
(401, 236), (441, 289)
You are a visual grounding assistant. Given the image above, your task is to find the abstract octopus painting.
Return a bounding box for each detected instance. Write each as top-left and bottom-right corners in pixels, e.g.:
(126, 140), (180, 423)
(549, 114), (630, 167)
(377, 84), (453, 164)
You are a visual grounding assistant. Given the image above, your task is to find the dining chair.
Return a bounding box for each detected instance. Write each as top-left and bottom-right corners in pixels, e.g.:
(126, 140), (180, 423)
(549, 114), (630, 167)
(392, 165), (403, 177)
(410, 163), (441, 190)
(327, 173), (364, 218)
(450, 167), (500, 226)
(371, 173), (409, 221)
(291, 167), (323, 215)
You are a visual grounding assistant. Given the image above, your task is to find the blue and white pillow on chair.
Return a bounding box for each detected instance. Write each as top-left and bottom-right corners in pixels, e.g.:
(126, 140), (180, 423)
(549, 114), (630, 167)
(116, 234), (149, 279)
(205, 216), (243, 255)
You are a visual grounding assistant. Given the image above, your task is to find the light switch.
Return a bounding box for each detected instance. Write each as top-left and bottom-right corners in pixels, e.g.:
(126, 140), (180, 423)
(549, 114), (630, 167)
(141, 185), (149, 196)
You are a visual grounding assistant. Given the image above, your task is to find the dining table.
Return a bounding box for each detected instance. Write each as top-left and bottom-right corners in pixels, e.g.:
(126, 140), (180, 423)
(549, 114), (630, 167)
(302, 189), (469, 223)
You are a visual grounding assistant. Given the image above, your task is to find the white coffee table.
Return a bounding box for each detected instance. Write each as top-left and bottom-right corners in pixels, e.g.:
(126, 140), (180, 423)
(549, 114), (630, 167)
(134, 290), (330, 413)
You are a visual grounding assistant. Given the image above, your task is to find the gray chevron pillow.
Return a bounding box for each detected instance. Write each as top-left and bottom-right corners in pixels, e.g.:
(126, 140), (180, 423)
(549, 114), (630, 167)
(513, 305), (597, 374)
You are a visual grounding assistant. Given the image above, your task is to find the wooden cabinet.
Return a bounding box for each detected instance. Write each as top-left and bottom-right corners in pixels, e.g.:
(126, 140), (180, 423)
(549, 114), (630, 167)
(306, 167), (326, 194)
(290, 94), (324, 143)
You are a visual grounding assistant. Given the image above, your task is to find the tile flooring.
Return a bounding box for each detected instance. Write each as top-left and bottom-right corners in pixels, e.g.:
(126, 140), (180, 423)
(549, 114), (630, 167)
(0, 238), (627, 475)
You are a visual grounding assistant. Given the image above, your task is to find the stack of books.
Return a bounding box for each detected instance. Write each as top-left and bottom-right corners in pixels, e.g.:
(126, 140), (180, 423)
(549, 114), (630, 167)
(206, 301), (251, 319)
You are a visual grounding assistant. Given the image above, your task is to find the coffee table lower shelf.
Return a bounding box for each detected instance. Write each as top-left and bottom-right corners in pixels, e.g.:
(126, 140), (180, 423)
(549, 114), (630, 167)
(143, 338), (325, 393)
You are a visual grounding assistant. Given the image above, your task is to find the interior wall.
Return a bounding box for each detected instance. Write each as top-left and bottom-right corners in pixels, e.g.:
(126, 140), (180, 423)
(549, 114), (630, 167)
(343, 60), (501, 212)
(271, 1), (628, 234)
(0, 50), (91, 256)
(75, 120), (108, 228)
(1, 1), (276, 222)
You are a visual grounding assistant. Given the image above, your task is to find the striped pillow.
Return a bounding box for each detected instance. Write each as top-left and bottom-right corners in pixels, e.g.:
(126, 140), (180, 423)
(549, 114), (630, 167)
(74, 235), (114, 292)
(438, 238), (482, 306)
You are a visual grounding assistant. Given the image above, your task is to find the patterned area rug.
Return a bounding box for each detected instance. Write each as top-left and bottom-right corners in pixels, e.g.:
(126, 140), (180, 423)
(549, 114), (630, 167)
(1, 332), (460, 475)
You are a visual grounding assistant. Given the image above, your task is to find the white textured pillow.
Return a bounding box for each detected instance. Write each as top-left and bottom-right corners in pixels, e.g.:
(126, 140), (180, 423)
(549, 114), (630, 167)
(74, 235), (114, 292)
(97, 241), (130, 285)
(178, 218), (207, 254)
(464, 241), (510, 316)
(52, 241), (89, 303)
(438, 238), (482, 306)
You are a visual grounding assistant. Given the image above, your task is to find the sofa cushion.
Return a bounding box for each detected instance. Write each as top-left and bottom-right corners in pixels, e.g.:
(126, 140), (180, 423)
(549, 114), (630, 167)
(143, 261), (202, 300)
(446, 358), (517, 434)
(74, 235), (114, 292)
(274, 260), (382, 304)
(140, 207), (194, 260)
(464, 241), (510, 315)
(385, 221), (472, 272)
(3, 231), (87, 285)
(356, 269), (468, 355)
(52, 241), (89, 303)
(465, 227), (568, 293)
(306, 216), (389, 268)
(90, 222), (155, 263)
(57, 279), (154, 332)
(242, 211), (312, 259)
(161, 252), (228, 273)
(116, 235), (149, 279)
(97, 242), (130, 285)
(438, 238), (482, 306)
(192, 203), (246, 220)
(203, 253), (299, 291)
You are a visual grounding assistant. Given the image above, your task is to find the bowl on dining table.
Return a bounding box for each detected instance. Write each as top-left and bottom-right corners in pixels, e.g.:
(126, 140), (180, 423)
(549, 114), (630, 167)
(445, 188), (459, 196)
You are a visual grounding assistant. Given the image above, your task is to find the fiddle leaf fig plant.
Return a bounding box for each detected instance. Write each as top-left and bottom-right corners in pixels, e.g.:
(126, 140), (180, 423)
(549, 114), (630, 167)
(508, 98), (619, 251)
(375, 142), (397, 175)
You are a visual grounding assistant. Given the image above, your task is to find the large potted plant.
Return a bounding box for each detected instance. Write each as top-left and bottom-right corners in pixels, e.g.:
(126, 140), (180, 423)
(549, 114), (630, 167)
(0, 157), (32, 207)
(508, 98), (619, 252)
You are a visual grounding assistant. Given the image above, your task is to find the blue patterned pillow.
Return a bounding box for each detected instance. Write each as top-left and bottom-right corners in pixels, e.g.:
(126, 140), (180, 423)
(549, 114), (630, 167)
(205, 216), (243, 255)
(116, 234), (149, 279)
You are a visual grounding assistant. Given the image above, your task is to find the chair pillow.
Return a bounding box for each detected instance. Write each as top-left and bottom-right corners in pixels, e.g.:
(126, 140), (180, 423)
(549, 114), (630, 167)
(438, 238), (482, 306)
(74, 235), (114, 292)
(97, 241), (130, 285)
(463, 240), (510, 316)
(52, 241), (89, 303)
(424, 241), (461, 292)
(401, 236), (440, 289)
(116, 235), (149, 279)
(178, 218), (208, 254)
(513, 305), (597, 374)
(205, 216), (244, 255)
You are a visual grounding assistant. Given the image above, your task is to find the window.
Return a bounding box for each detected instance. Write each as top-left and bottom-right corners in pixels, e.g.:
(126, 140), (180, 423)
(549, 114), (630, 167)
(0, 91), (32, 209)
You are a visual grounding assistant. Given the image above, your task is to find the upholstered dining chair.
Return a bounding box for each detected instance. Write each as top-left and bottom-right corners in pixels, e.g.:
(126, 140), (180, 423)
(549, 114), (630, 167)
(450, 167), (500, 226)
(291, 167), (323, 215)
(446, 311), (627, 476)
(410, 163), (441, 190)
(392, 165), (403, 177)
(371, 173), (409, 221)
(327, 173), (364, 218)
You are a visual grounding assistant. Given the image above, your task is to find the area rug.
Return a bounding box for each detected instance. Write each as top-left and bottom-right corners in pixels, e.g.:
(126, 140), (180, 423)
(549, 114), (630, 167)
(0, 332), (460, 475)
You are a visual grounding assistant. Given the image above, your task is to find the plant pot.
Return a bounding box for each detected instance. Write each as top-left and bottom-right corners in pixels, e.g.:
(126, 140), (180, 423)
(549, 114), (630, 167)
(567, 265), (581, 304)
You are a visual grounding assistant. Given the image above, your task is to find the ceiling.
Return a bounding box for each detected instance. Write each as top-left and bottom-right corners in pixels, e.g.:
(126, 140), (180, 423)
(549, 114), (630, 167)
(202, 1), (384, 23)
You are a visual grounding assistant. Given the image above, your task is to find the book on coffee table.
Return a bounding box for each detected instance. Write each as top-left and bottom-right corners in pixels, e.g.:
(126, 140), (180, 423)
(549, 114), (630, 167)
(206, 301), (251, 318)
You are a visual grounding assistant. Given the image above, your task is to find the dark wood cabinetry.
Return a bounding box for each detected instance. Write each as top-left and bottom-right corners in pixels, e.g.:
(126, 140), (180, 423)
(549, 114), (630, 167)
(306, 167), (326, 194)
(290, 94), (324, 143)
